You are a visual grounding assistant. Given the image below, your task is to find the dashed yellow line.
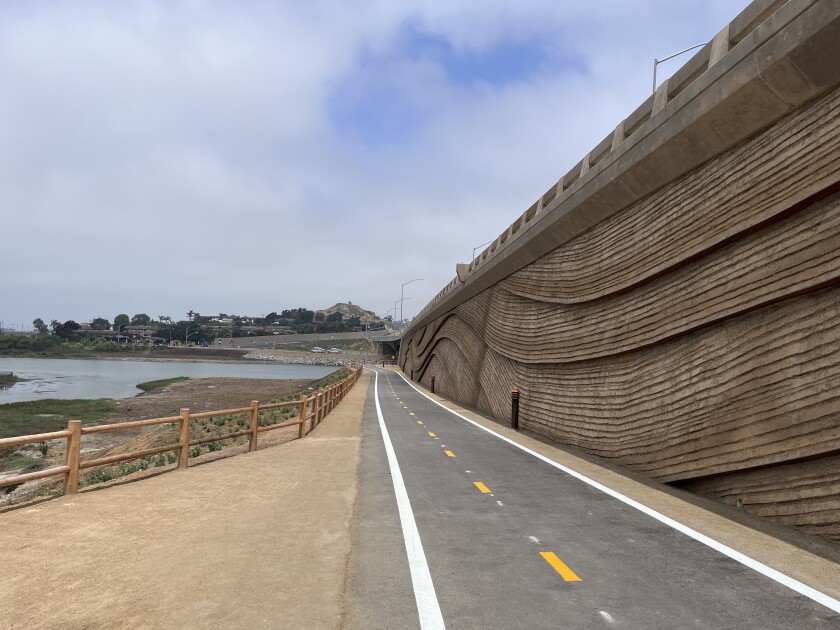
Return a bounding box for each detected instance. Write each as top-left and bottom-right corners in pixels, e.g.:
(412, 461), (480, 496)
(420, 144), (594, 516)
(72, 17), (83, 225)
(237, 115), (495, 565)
(445, 450), (455, 457)
(473, 481), (491, 493)
(540, 552), (581, 582)
(428, 432), (436, 437)
(409, 412), (415, 416)
(417, 421), (424, 425)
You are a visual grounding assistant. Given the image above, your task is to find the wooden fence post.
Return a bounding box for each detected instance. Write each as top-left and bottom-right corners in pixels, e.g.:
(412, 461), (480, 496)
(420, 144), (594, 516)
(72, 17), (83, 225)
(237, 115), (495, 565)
(316, 392), (323, 426)
(178, 408), (190, 469)
(64, 420), (81, 495)
(250, 400), (259, 452)
(298, 394), (308, 438)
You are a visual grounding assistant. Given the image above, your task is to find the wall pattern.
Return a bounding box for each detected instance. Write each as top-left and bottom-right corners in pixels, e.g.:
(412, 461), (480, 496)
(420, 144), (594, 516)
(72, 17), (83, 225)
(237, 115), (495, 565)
(402, 85), (840, 544)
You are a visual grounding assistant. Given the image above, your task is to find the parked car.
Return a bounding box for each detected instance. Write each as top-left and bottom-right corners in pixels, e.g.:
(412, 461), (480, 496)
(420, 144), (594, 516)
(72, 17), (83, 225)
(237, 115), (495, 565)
(328, 348), (342, 353)
(311, 347), (326, 353)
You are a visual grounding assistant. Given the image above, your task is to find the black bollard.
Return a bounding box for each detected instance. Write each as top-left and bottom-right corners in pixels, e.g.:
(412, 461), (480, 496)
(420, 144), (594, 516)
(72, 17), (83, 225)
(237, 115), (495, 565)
(430, 375), (435, 394)
(511, 388), (520, 430)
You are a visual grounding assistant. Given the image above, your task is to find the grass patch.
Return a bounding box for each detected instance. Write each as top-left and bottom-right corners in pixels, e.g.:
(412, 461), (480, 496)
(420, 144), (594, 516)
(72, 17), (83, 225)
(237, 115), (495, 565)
(0, 398), (116, 439)
(136, 376), (189, 392)
(0, 454), (41, 472)
(0, 372), (22, 386)
(315, 367), (352, 388)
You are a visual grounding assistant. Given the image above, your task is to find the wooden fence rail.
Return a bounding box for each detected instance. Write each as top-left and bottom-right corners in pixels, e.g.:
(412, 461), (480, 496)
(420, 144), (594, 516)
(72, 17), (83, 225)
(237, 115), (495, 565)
(0, 365), (363, 497)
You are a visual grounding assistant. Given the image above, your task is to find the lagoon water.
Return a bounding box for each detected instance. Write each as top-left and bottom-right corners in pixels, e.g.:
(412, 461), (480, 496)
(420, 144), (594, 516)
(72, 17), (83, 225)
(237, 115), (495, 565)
(0, 357), (335, 404)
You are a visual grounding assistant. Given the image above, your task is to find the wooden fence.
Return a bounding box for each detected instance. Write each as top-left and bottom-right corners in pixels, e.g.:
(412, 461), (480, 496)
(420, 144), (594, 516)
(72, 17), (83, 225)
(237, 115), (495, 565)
(0, 365), (363, 496)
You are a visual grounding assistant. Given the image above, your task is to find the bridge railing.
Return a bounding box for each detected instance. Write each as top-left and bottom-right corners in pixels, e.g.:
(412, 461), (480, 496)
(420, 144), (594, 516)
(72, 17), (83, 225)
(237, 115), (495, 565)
(0, 365), (363, 497)
(412, 0), (792, 327)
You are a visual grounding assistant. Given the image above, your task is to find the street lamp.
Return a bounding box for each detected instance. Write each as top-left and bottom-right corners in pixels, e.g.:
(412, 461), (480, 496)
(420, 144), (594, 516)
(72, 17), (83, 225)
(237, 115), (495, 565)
(471, 239), (494, 264)
(652, 42), (708, 94)
(400, 279), (423, 329)
(185, 326), (200, 346)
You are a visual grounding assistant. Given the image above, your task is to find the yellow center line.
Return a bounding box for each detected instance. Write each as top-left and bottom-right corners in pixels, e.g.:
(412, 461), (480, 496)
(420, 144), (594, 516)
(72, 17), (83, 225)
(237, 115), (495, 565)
(409, 412), (415, 416)
(540, 552), (581, 582)
(428, 432), (436, 437)
(417, 421), (424, 425)
(473, 481), (491, 493)
(445, 450), (455, 457)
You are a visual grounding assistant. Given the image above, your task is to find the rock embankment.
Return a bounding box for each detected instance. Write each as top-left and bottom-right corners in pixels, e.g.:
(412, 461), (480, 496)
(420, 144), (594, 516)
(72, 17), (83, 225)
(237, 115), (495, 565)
(244, 352), (354, 367)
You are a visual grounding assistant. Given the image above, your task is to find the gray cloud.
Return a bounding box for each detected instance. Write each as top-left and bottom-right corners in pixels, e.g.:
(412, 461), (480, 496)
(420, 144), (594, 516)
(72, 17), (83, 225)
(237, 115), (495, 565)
(0, 0), (750, 327)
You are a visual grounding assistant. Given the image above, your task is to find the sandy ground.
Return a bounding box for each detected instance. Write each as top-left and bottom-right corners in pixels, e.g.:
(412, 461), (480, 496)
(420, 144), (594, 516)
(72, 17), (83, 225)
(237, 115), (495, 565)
(0, 371), (370, 629)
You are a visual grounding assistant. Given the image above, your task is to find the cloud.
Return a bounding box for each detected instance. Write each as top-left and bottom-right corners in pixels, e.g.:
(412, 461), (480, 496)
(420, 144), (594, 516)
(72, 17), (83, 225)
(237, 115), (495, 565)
(0, 0), (751, 327)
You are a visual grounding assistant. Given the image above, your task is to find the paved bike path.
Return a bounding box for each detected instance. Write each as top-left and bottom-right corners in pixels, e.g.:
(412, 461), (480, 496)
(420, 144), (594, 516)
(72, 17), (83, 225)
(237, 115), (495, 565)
(344, 368), (840, 629)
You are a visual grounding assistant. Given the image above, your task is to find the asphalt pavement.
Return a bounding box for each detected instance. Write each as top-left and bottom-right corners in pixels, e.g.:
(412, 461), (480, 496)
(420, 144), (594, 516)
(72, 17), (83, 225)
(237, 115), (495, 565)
(344, 368), (840, 629)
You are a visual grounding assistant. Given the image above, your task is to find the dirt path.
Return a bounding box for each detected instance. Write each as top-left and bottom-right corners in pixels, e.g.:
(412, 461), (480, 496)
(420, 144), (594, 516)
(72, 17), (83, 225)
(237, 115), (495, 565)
(0, 371), (370, 629)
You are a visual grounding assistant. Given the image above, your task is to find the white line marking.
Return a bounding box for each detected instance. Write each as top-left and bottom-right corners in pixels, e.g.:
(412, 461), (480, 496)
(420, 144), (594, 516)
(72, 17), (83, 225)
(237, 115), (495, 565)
(496, 501), (504, 507)
(599, 611), (615, 624)
(372, 370), (446, 629)
(529, 536), (540, 544)
(395, 371), (840, 614)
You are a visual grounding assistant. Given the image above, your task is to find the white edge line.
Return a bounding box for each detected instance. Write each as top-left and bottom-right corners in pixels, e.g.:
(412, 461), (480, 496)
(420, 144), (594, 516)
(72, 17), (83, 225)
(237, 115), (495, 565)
(372, 370), (446, 629)
(393, 369), (840, 615)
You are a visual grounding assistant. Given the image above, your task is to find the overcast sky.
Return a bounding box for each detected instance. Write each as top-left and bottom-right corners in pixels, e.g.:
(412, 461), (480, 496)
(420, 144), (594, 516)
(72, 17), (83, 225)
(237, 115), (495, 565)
(0, 0), (751, 329)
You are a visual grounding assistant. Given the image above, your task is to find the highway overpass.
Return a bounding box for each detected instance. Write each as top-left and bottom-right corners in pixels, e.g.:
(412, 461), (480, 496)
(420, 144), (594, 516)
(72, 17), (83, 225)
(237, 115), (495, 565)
(400, 0), (840, 546)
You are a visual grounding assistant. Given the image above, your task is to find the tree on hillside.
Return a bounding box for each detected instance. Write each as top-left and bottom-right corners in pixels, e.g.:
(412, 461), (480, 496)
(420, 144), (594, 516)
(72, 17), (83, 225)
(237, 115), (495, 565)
(326, 311), (343, 322)
(131, 313), (151, 325)
(113, 314), (129, 331)
(314, 311), (325, 323)
(32, 318), (49, 334)
(90, 317), (110, 330)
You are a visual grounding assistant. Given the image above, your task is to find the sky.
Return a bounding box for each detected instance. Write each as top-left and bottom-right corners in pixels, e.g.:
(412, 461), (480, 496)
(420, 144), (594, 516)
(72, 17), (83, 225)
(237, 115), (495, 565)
(0, 0), (752, 329)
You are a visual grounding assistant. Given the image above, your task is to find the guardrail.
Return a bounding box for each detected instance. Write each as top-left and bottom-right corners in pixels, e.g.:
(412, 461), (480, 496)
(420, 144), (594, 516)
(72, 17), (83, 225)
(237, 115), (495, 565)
(0, 365), (363, 496)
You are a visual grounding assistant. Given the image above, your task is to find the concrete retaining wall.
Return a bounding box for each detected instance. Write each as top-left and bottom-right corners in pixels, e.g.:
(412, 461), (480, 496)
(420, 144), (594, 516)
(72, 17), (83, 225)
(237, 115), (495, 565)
(401, 0), (840, 544)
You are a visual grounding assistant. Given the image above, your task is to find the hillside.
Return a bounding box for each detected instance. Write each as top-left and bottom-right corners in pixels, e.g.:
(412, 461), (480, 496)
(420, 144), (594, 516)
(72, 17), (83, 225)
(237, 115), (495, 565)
(317, 302), (380, 324)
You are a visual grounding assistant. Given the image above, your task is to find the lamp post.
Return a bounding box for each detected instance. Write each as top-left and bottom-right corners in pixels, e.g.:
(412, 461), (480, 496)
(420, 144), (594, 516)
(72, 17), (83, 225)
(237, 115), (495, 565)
(471, 239), (494, 264)
(185, 326), (200, 346)
(653, 42), (708, 94)
(400, 279), (423, 330)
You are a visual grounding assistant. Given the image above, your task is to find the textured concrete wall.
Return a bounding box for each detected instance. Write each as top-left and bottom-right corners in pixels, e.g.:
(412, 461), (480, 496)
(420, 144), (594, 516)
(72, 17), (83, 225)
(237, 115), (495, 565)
(401, 0), (840, 544)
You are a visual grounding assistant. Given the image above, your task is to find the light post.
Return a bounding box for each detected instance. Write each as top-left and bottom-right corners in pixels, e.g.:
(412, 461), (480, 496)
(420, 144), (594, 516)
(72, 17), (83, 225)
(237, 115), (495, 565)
(652, 42), (708, 94)
(185, 326), (200, 346)
(471, 239), (494, 264)
(400, 279), (423, 330)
